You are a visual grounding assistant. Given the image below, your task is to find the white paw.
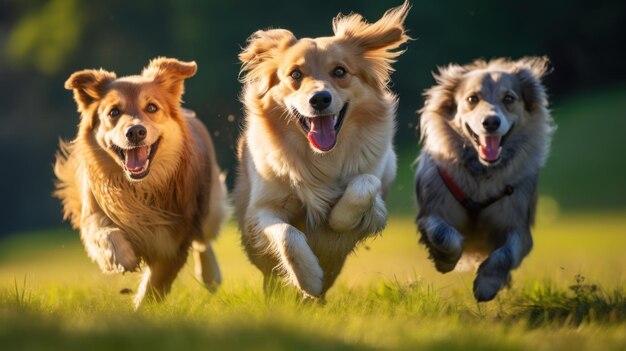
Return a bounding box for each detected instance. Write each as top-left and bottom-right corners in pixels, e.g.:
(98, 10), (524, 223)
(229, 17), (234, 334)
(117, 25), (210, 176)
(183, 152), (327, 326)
(329, 174), (382, 233)
(282, 228), (324, 298)
(87, 228), (138, 274)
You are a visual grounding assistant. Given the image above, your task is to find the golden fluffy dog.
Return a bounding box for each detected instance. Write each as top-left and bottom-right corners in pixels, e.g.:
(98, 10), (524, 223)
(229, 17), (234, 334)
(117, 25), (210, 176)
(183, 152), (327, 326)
(415, 57), (554, 301)
(234, 3), (410, 298)
(55, 57), (228, 308)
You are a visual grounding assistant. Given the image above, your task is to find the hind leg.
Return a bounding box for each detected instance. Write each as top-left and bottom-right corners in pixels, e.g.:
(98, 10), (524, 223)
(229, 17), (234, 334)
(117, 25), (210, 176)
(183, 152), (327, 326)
(192, 241), (221, 292)
(193, 167), (227, 292)
(473, 229), (532, 302)
(417, 215), (464, 273)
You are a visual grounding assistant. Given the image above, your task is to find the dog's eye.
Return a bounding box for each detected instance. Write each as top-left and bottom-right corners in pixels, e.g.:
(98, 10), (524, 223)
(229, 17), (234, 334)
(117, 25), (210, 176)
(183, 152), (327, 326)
(290, 69), (303, 80)
(502, 94), (516, 105)
(467, 95), (479, 104)
(146, 103), (158, 113)
(332, 66), (347, 78)
(109, 108), (121, 118)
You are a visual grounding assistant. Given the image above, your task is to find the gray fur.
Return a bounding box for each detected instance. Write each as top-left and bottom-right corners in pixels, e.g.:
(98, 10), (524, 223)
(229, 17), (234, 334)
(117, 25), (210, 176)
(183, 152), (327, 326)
(414, 57), (555, 301)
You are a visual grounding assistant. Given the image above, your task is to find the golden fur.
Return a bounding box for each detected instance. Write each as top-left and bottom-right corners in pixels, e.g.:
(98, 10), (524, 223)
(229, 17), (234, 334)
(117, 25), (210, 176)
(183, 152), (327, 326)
(415, 57), (555, 301)
(55, 57), (228, 308)
(234, 3), (410, 298)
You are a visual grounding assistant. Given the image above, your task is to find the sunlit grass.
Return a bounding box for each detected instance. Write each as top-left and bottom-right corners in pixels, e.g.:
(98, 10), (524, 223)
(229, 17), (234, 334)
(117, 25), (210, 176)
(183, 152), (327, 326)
(1, 212), (626, 350)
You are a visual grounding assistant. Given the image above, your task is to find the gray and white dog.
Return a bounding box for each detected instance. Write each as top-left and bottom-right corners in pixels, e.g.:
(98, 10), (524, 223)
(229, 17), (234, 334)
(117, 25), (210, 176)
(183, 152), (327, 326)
(414, 57), (555, 301)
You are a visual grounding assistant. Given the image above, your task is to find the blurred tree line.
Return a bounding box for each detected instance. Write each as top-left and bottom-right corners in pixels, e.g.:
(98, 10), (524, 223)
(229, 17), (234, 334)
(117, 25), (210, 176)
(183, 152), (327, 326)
(0, 0), (625, 236)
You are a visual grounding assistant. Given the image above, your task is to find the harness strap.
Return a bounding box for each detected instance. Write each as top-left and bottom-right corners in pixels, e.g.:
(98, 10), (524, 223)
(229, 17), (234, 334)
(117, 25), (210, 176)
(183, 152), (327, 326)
(437, 166), (514, 216)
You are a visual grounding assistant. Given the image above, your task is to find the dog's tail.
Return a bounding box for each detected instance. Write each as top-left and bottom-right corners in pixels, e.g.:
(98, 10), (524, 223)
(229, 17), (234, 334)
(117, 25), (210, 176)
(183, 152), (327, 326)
(54, 140), (82, 229)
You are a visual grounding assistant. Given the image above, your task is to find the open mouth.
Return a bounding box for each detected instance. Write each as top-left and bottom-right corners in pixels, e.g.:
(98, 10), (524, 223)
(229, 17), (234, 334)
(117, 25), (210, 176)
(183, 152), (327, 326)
(465, 123), (514, 164)
(294, 103), (348, 152)
(111, 138), (160, 180)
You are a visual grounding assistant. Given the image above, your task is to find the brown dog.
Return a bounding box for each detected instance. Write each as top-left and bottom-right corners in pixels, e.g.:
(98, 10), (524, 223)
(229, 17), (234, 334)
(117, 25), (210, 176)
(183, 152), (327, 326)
(55, 57), (228, 308)
(415, 57), (554, 301)
(234, 3), (410, 299)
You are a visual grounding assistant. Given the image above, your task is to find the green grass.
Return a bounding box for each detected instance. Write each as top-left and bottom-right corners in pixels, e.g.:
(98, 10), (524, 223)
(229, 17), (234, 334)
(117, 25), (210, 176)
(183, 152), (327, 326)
(539, 86), (626, 210)
(2, 212), (626, 350)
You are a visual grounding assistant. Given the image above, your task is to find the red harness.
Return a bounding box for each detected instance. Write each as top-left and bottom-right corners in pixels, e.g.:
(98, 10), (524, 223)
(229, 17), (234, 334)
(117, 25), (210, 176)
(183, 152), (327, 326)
(437, 166), (514, 217)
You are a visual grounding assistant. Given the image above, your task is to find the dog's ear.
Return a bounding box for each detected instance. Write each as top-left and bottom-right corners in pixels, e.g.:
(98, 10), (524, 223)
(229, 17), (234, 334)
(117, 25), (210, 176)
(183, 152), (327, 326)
(418, 64), (466, 144)
(142, 57), (197, 100)
(239, 29), (297, 95)
(65, 69), (116, 112)
(513, 56), (551, 112)
(333, 1), (411, 89)
(422, 64), (467, 118)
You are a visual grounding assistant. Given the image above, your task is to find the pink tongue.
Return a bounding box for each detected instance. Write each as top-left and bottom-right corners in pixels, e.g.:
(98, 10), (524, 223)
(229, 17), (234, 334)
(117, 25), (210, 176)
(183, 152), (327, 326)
(125, 146), (149, 172)
(307, 115), (336, 151)
(478, 135), (502, 162)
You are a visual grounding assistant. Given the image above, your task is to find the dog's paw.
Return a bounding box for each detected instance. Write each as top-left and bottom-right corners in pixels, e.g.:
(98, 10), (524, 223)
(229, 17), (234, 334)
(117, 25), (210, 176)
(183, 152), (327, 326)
(329, 174), (382, 233)
(89, 228), (139, 274)
(109, 230), (140, 272)
(193, 245), (221, 293)
(431, 250), (462, 273)
(420, 217), (463, 273)
(282, 228), (324, 298)
(473, 270), (510, 302)
(356, 194), (387, 235)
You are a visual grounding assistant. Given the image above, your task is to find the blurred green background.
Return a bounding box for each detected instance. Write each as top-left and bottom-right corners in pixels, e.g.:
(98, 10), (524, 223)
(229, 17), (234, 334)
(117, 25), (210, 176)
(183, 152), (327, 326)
(1, 0), (625, 237)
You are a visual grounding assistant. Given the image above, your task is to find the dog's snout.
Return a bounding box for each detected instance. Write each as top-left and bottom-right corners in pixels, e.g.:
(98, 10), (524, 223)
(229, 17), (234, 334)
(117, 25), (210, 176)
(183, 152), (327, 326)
(482, 116), (501, 133)
(309, 91), (332, 111)
(125, 125), (147, 143)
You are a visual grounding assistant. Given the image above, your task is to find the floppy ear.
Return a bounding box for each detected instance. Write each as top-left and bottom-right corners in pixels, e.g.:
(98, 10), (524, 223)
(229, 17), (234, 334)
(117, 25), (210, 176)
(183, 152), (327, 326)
(513, 56), (551, 112)
(239, 29), (297, 94)
(418, 63), (466, 144)
(333, 1), (411, 88)
(422, 64), (467, 118)
(65, 69), (116, 112)
(142, 57), (197, 100)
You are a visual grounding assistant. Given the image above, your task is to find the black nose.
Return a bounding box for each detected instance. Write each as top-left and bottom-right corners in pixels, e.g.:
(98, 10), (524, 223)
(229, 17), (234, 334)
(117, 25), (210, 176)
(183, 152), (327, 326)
(125, 125), (147, 143)
(309, 91), (332, 111)
(482, 116), (501, 133)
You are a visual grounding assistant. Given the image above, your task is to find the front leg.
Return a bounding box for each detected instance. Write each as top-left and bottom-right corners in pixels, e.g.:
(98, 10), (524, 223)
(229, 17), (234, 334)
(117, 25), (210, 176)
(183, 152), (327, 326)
(473, 228), (533, 302)
(253, 209), (324, 298)
(133, 249), (189, 309)
(328, 174), (386, 234)
(80, 213), (139, 274)
(417, 215), (464, 273)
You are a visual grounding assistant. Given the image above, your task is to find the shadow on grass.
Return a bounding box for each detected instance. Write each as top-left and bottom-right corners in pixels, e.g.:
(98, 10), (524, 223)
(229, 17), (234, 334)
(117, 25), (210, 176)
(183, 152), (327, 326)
(510, 275), (626, 327)
(0, 309), (371, 351)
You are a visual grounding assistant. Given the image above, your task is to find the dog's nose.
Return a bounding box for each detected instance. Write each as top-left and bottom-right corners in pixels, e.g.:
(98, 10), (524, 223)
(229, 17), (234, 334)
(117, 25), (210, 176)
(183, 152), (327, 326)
(125, 125), (147, 143)
(482, 116), (501, 133)
(309, 91), (332, 111)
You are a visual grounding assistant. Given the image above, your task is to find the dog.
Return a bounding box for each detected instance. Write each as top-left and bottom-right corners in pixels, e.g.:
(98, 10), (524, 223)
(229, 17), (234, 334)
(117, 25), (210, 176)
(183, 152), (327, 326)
(233, 3), (410, 298)
(54, 57), (229, 308)
(414, 56), (555, 301)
